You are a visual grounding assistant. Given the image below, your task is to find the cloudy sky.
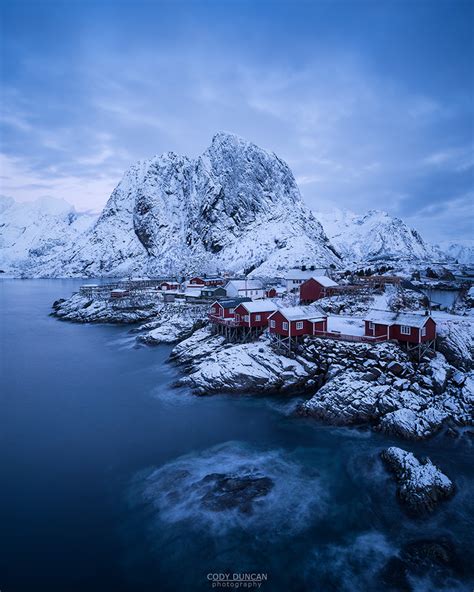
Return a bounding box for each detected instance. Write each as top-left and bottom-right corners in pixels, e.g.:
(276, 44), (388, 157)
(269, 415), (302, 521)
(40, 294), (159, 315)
(1, 0), (473, 241)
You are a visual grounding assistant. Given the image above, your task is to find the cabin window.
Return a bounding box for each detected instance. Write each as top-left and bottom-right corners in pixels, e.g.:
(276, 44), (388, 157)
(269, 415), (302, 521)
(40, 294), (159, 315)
(244, 315), (250, 322)
(270, 320), (276, 328)
(211, 307), (216, 314)
(255, 314), (261, 321)
(296, 321), (304, 330)
(369, 322), (375, 330)
(400, 325), (411, 335)
(282, 322), (289, 330)
(235, 314), (240, 322)
(421, 326), (427, 337)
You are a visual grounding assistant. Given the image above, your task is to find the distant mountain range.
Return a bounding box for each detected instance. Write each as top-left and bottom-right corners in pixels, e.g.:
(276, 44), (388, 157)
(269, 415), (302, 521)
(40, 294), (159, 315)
(0, 133), (470, 277)
(314, 208), (436, 264)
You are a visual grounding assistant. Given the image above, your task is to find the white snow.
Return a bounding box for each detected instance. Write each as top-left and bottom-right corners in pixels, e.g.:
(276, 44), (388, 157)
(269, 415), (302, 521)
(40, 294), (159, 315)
(326, 315), (365, 336)
(315, 208), (435, 262)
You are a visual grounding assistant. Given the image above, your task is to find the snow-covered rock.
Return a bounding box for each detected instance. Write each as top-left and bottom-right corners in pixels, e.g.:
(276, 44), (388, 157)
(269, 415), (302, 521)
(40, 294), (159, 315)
(52, 291), (162, 323)
(0, 196), (96, 273)
(171, 328), (314, 395)
(25, 133), (339, 278)
(378, 408), (448, 440)
(381, 447), (454, 514)
(315, 208), (435, 263)
(171, 330), (472, 438)
(137, 303), (208, 344)
(436, 318), (474, 371)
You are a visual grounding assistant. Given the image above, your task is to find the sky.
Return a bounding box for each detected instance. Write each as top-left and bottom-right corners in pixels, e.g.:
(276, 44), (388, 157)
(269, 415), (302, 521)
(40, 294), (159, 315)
(1, 0), (473, 242)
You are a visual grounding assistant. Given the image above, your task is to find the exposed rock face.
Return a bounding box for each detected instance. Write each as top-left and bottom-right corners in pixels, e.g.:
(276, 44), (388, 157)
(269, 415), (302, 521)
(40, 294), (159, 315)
(32, 133), (339, 278)
(381, 447), (454, 515)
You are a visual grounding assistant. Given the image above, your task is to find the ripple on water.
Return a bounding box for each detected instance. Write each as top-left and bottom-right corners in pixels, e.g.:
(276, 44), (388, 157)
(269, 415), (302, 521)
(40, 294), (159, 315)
(130, 441), (328, 539)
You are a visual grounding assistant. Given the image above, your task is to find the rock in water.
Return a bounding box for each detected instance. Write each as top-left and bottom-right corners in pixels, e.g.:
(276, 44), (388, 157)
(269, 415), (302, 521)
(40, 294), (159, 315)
(381, 447), (454, 515)
(200, 472), (274, 514)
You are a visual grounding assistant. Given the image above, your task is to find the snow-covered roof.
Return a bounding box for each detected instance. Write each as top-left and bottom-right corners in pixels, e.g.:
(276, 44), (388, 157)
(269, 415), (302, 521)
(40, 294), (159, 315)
(184, 288), (203, 297)
(285, 269), (327, 280)
(111, 288), (128, 293)
(81, 284), (99, 288)
(270, 305), (326, 321)
(213, 298), (251, 308)
(238, 301), (278, 313)
(364, 310), (432, 328)
(468, 286), (474, 298)
(310, 276), (338, 287)
(225, 279), (263, 290)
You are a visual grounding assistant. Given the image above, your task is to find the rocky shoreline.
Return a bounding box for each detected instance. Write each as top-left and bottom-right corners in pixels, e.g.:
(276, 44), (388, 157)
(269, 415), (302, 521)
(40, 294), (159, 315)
(53, 292), (473, 442)
(171, 326), (473, 441)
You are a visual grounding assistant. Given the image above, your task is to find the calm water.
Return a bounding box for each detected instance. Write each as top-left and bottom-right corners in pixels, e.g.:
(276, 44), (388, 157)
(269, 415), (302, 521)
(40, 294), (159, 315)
(1, 280), (473, 592)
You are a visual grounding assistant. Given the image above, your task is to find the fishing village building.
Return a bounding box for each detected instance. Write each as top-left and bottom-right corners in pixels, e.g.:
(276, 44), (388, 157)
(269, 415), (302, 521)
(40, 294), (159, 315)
(299, 276), (339, 303)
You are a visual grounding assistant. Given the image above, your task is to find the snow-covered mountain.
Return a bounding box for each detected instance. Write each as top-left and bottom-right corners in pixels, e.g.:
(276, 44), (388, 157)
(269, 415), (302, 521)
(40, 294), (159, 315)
(0, 196), (97, 273)
(437, 240), (474, 265)
(22, 132), (340, 278)
(314, 208), (435, 263)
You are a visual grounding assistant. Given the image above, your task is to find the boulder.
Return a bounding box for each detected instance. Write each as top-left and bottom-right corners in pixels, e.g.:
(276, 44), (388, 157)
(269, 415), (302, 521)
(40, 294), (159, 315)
(381, 447), (454, 515)
(200, 472), (274, 514)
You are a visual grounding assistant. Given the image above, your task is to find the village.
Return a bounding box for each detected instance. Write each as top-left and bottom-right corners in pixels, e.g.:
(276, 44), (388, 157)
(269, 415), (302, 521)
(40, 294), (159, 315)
(74, 264), (473, 360)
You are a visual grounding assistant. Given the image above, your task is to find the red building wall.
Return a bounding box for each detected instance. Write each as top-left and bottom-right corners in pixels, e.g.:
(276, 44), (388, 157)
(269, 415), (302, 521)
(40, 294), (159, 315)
(364, 321), (391, 338)
(300, 278), (325, 304)
(209, 303), (236, 319)
(364, 318), (436, 343)
(234, 304), (275, 327)
(269, 311), (325, 336)
(189, 277), (205, 285)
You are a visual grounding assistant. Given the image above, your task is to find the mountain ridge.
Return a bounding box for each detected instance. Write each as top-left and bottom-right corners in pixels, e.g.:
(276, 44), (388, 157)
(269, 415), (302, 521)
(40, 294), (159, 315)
(1, 133), (467, 277)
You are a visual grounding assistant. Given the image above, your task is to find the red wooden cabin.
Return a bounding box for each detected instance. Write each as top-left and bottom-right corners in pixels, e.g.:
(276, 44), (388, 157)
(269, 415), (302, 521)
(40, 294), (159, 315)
(268, 306), (327, 338)
(208, 298), (251, 325)
(233, 301), (278, 328)
(300, 276), (339, 304)
(160, 281), (179, 291)
(364, 312), (436, 343)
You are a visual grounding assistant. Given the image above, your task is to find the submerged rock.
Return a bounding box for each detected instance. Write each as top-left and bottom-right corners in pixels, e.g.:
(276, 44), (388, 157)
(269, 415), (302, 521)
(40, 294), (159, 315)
(381, 447), (454, 515)
(200, 472), (274, 514)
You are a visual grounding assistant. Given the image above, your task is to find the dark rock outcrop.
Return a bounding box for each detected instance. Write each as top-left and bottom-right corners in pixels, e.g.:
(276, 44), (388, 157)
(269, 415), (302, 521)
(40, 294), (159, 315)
(381, 447), (454, 515)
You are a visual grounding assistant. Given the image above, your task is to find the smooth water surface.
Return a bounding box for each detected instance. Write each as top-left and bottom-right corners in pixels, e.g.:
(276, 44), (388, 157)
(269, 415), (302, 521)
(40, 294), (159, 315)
(1, 280), (473, 591)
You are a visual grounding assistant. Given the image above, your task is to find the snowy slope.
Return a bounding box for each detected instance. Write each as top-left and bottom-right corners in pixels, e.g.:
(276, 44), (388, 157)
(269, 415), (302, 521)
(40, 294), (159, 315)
(27, 132), (340, 278)
(315, 208), (435, 263)
(437, 240), (474, 265)
(0, 196), (97, 273)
